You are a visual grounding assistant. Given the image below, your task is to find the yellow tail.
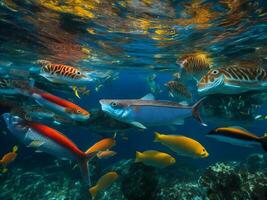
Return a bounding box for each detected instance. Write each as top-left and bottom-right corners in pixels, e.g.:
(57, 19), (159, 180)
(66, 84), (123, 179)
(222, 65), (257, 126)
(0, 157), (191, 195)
(154, 132), (161, 142)
(135, 151), (143, 163)
(89, 186), (98, 199)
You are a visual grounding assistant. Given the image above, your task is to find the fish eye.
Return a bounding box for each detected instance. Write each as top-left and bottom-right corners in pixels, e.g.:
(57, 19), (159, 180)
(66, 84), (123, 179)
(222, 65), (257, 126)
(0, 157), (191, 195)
(211, 70), (219, 75)
(203, 149), (206, 152)
(111, 102), (118, 107)
(77, 110), (81, 113)
(77, 71), (81, 75)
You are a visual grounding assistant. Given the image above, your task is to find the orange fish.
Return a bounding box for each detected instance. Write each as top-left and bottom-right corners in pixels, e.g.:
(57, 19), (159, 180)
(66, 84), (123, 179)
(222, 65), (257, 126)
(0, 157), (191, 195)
(37, 60), (92, 86)
(89, 172), (119, 199)
(85, 138), (116, 155)
(26, 89), (90, 121)
(97, 150), (117, 159)
(179, 53), (211, 80)
(0, 145), (18, 173)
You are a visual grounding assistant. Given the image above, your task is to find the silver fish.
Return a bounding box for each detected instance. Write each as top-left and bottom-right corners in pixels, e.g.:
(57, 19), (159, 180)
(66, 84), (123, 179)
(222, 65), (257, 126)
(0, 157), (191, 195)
(99, 94), (206, 129)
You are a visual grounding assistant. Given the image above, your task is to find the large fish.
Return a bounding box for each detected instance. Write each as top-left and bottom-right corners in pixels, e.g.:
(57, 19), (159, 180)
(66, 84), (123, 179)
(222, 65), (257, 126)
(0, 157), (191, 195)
(2, 113), (94, 185)
(206, 126), (267, 151)
(99, 94), (206, 129)
(198, 66), (267, 94)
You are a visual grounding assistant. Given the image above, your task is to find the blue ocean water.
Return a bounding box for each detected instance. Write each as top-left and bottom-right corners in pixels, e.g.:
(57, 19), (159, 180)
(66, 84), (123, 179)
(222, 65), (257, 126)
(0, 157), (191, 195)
(0, 1), (267, 200)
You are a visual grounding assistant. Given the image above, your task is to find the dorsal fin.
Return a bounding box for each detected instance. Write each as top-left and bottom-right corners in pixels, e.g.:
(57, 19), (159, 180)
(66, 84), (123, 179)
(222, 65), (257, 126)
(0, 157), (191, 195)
(179, 101), (189, 106)
(141, 93), (155, 100)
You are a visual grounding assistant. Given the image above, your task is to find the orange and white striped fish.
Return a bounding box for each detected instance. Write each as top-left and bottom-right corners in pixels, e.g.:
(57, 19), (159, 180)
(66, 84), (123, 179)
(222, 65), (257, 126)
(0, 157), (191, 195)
(178, 53), (211, 80)
(37, 60), (92, 86)
(198, 66), (267, 94)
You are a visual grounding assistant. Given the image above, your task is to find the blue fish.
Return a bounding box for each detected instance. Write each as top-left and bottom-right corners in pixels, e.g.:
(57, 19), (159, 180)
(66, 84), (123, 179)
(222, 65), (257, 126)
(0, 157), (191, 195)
(99, 94), (206, 129)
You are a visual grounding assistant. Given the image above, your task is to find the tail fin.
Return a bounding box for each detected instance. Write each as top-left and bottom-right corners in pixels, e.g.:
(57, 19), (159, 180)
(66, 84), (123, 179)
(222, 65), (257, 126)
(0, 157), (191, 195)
(192, 97), (207, 126)
(135, 151), (142, 163)
(154, 132), (161, 142)
(260, 135), (267, 152)
(89, 185), (98, 199)
(79, 158), (91, 186)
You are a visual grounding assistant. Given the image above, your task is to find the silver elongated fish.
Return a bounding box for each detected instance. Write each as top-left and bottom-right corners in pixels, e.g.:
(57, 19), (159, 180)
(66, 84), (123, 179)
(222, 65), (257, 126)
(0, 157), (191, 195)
(99, 94), (206, 129)
(197, 66), (267, 94)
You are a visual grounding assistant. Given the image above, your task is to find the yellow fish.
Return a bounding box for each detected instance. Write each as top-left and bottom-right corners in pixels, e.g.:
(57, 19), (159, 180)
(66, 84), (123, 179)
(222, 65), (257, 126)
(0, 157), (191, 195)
(135, 150), (176, 168)
(154, 132), (209, 158)
(89, 172), (119, 199)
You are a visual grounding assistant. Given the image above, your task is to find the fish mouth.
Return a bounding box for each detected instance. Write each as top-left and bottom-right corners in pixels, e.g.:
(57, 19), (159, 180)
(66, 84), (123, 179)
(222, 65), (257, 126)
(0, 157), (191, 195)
(197, 77), (224, 94)
(201, 152), (209, 158)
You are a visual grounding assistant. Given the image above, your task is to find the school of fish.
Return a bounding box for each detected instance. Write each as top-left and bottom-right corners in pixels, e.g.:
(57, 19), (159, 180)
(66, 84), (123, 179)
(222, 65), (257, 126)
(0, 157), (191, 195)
(0, 1), (267, 197)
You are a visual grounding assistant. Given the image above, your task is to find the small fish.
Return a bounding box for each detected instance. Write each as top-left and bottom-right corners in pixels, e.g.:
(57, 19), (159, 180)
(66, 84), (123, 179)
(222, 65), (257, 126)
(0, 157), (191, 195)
(100, 94), (207, 129)
(37, 60), (92, 86)
(206, 126), (267, 151)
(25, 89), (90, 121)
(0, 78), (31, 95)
(179, 53), (211, 80)
(2, 113), (96, 185)
(85, 138), (116, 155)
(89, 172), (119, 199)
(146, 74), (162, 94)
(135, 150), (176, 168)
(154, 132), (209, 158)
(165, 80), (192, 100)
(97, 150), (117, 159)
(0, 145), (18, 173)
(198, 66), (267, 95)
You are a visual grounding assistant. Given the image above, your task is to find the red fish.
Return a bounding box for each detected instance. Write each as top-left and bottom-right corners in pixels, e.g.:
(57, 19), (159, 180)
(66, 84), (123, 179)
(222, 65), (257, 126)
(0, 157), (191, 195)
(3, 113), (94, 185)
(24, 89), (90, 121)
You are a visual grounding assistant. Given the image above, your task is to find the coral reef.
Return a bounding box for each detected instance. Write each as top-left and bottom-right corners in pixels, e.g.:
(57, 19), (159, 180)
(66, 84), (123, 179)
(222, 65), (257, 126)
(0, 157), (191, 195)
(199, 154), (267, 200)
(0, 154), (266, 200)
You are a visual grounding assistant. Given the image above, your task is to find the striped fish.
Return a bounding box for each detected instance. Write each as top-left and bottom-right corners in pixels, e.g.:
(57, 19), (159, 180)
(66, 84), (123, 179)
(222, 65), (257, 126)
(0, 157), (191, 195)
(179, 53), (211, 80)
(38, 60), (92, 86)
(0, 78), (30, 95)
(165, 80), (192, 99)
(197, 66), (267, 94)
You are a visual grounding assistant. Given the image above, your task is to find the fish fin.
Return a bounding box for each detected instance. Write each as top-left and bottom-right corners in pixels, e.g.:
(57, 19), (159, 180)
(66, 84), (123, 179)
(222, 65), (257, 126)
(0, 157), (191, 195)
(72, 86), (81, 99)
(173, 119), (184, 125)
(113, 132), (117, 139)
(89, 185), (98, 199)
(179, 101), (189, 106)
(130, 121), (147, 129)
(79, 158), (91, 186)
(154, 132), (161, 142)
(29, 78), (35, 89)
(140, 93), (155, 100)
(27, 140), (45, 148)
(135, 151), (143, 163)
(192, 97), (207, 126)
(96, 152), (102, 159)
(260, 135), (267, 152)
(12, 145), (18, 153)
(72, 164), (78, 170)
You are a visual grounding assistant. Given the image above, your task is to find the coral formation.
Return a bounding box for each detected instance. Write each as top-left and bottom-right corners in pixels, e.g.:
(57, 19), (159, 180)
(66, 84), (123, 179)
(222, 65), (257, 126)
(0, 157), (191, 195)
(0, 154), (266, 200)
